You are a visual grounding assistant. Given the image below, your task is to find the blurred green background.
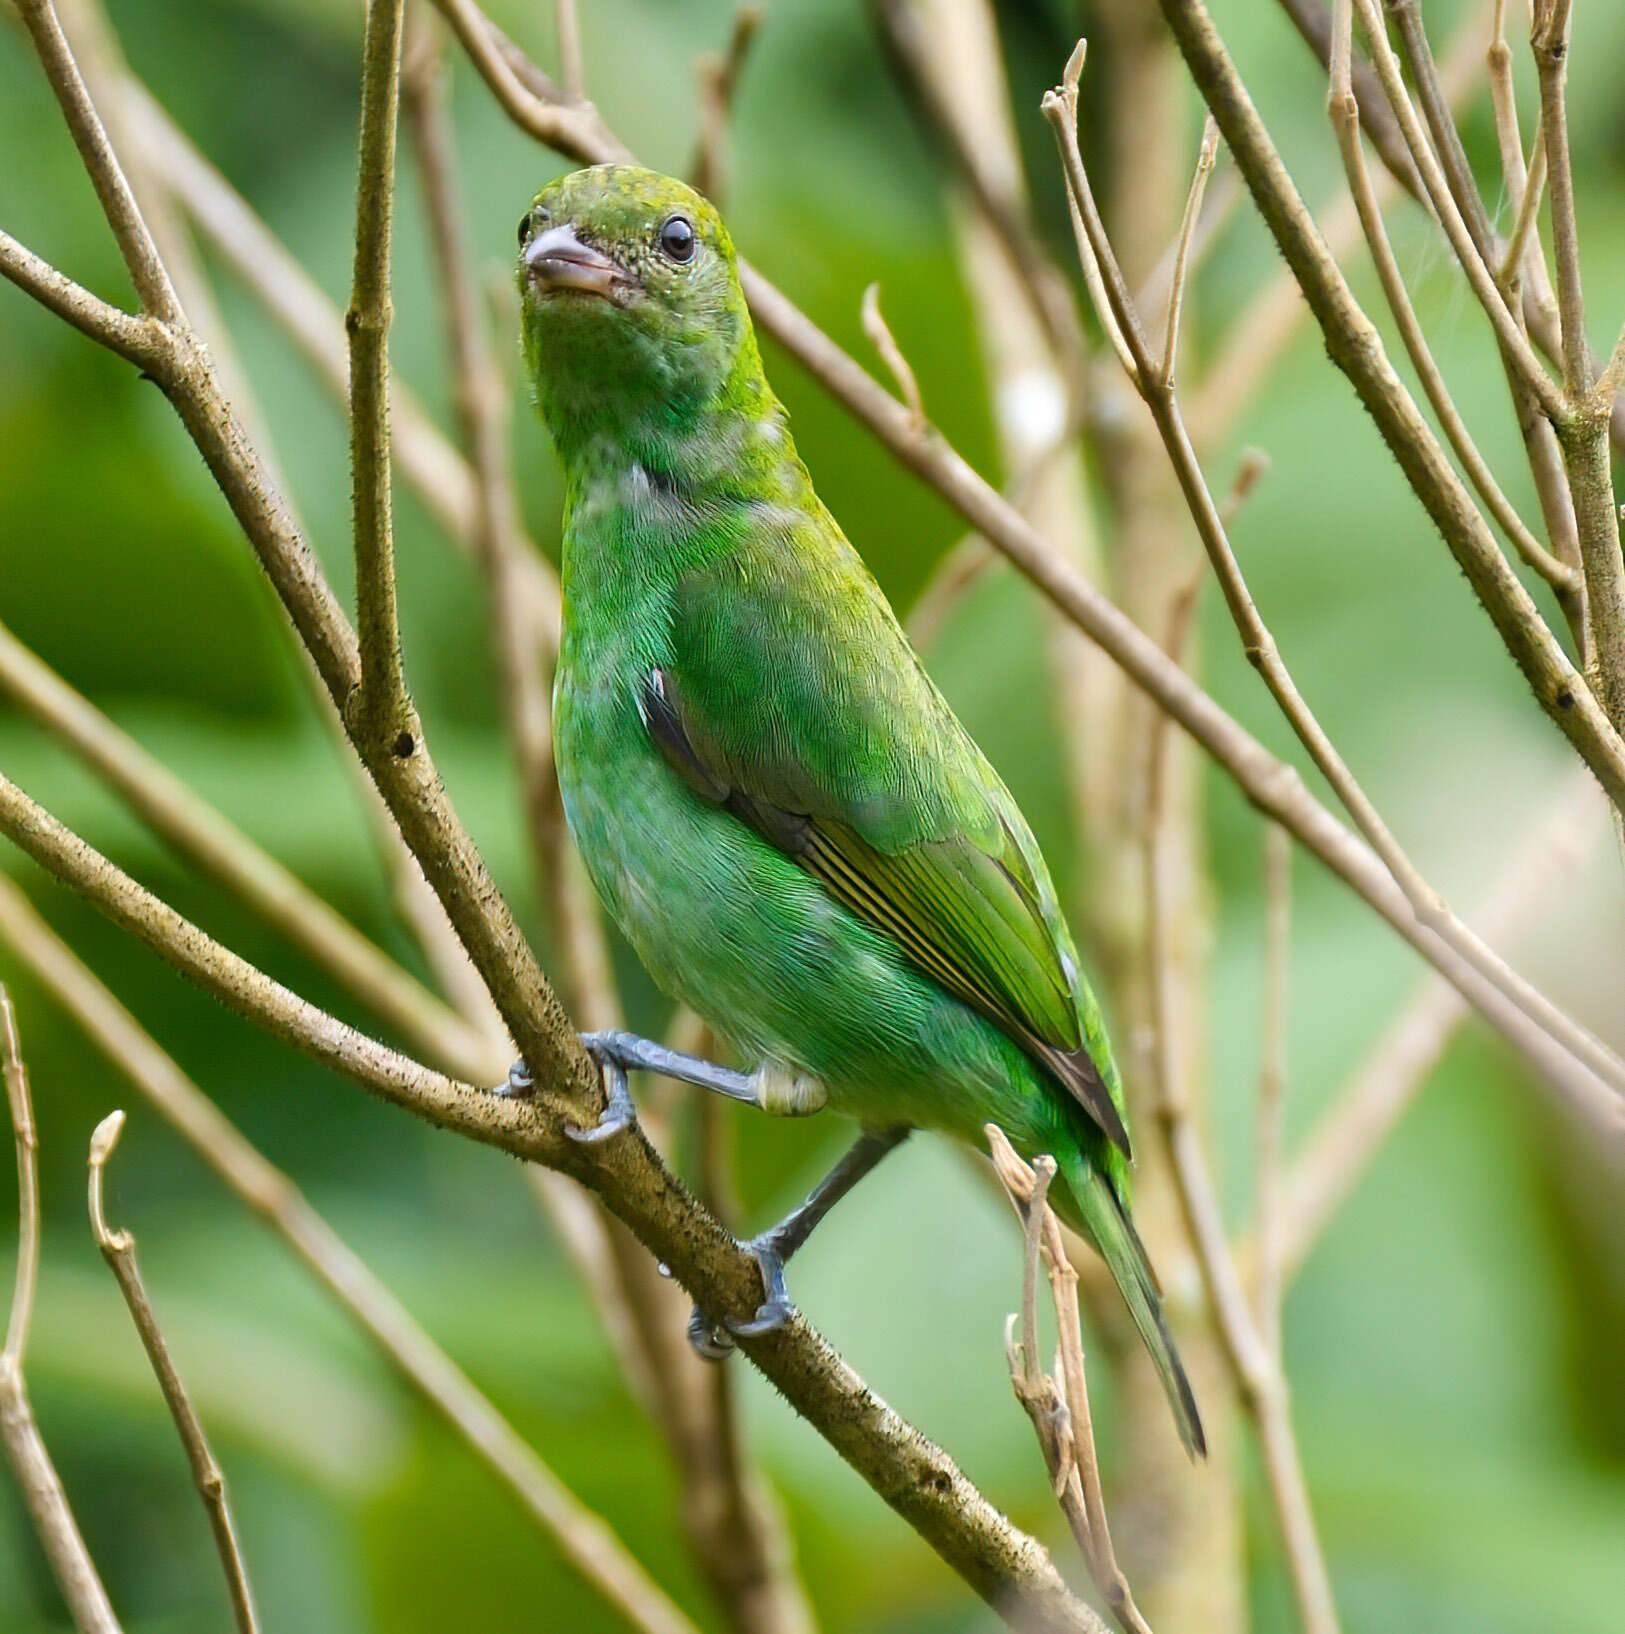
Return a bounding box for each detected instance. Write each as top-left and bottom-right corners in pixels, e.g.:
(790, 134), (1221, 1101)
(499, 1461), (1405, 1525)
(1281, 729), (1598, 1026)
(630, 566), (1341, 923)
(3, 0), (1624, 1630)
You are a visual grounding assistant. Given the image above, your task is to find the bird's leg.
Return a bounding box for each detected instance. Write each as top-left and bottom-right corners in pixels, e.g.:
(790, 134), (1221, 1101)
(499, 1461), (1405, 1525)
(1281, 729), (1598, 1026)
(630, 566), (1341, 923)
(500, 1028), (764, 1143)
(690, 1125), (913, 1357)
(578, 1030), (766, 1105)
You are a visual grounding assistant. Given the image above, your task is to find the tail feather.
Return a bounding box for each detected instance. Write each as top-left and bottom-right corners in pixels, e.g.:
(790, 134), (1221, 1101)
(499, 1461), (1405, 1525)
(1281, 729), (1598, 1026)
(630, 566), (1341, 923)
(1057, 1153), (1207, 1461)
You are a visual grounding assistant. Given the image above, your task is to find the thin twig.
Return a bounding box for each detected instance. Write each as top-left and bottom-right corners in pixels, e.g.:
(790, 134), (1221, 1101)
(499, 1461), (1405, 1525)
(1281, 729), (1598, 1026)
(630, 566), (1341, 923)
(904, 534), (997, 649)
(691, 3), (764, 203)
(1192, 0), (1599, 675)
(1162, 115), (1219, 387)
(88, 1112), (261, 1634)
(1143, 640), (1341, 1634)
(122, 81), (559, 633)
(1220, 447), (1271, 527)
(1281, 0), (1625, 456)
(1377, 0), (1595, 654)
(2, 995), (38, 1366)
(554, 0), (584, 101)
(1049, 44), (1139, 385)
(1499, 135), (1548, 293)
(0, 225), (157, 362)
(1346, 0), (1563, 420)
(0, 990), (122, 1634)
(349, 0), (411, 742)
(987, 1128), (1143, 1634)
(1256, 825), (1291, 1362)
(0, 620), (497, 1080)
(1327, 4), (1575, 594)
(1593, 323), (1625, 417)
(1384, 0), (1493, 266)
(1274, 767), (1607, 1276)
(1528, 0), (1586, 396)
(1481, 5), (1587, 649)
(1043, 46), (1625, 1103)
(1529, 0), (1625, 730)
(861, 283), (925, 429)
(401, 24), (614, 1031)
(14, 0), (182, 322)
(1381, 0), (1587, 647)
(0, 770), (517, 1125)
(0, 888), (702, 1634)
(867, 0), (1086, 395)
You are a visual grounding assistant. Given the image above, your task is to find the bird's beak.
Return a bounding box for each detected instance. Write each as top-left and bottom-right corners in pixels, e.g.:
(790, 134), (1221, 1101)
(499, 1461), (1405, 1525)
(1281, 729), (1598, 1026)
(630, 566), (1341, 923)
(524, 224), (629, 299)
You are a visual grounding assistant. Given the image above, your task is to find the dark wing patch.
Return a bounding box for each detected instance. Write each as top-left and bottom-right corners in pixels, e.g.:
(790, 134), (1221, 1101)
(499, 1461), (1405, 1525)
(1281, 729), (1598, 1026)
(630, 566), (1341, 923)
(639, 667), (1132, 1157)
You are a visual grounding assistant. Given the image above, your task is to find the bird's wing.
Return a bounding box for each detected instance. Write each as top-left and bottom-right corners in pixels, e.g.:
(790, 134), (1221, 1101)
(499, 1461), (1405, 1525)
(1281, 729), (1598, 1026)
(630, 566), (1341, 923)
(647, 525), (1130, 1156)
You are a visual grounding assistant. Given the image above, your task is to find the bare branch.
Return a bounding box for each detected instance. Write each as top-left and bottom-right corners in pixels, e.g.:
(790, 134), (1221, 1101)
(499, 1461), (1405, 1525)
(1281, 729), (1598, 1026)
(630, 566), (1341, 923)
(0, 620), (498, 1080)
(1162, 115), (1219, 387)
(987, 1129), (1138, 1634)
(1, 990), (122, 1634)
(433, 0), (631, 161)
(1346, 0), (1563, 419)
(349, 0), (411, 740)
(0, 887), (701, 1634)
(1498, 136), (1548, 295)
(861, 283), (925, 429)
(14, 0), (181, 321)
(0, 226), (157, 363)
(0, 770), (515, 1130)
(400, 25), (613, 1031)
(1256, 825), (1291, 1362)
(2, 994), (38, 1366)
(1043, 47), (1625, 1106)
(691, 3), (764, 203)
(1593, 321), (1625, 416)
(1527, 3), (1625, 730)
(122, 83), (559, 628)
(1275, 769), (1608, 1276)
(1326, 7), (1576, 595)
(1178, 0), (1625, 801)
(1529, 0), (1587, 395)
(867, 0), (1086, 393)
(1144, 682), (1340, 1634)
(554, 0), (584, 101)
(88, 1112), (261, 1634)
(1048, 43), (1140, 385)
(1220, 447), (1271, 527)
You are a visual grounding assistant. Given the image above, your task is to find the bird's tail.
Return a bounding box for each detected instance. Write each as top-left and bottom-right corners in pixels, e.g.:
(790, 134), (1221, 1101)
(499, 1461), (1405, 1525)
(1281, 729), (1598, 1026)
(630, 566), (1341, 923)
(1053, 1151), (1207, 1461)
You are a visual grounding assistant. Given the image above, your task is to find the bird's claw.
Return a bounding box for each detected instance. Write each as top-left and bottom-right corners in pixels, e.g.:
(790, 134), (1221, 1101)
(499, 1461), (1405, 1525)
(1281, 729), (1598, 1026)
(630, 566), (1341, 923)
(687, 1307), (736, 1360)
(499, 1045), (638, 1141)
(499, 1060), (535, 1098)
(566, 1051), (637, 1144)
(686, 1234), (796, 1359)
(727, 1236), (795, 1336)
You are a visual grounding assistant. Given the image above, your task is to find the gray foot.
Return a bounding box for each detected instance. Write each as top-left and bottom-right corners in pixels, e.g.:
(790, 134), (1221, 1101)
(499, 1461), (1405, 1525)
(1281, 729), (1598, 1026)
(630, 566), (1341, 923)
(567, 1053), (636, 1144)
(687, 1230), (795, 1360)
(498, 1042), (638, 1143)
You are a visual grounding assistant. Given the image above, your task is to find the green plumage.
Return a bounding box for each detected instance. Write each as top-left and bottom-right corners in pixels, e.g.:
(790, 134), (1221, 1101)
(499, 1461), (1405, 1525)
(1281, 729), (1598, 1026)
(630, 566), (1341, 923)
(519, 165), (1203, 1458)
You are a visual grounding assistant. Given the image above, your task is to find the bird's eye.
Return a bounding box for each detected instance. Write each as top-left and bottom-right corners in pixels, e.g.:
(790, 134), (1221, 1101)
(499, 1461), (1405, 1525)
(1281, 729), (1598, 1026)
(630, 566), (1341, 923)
(517, 211), (533, 250)
(658, 215), (696, 264)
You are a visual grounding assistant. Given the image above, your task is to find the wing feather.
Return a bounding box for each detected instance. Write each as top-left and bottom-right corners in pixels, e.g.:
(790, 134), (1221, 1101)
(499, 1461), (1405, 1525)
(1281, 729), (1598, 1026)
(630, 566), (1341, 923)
(639, 658), (1132, 1156)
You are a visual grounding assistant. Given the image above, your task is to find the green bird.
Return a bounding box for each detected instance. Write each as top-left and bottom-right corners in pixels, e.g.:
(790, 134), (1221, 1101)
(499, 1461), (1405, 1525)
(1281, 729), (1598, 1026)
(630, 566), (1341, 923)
(516, 164), (1204, 1458)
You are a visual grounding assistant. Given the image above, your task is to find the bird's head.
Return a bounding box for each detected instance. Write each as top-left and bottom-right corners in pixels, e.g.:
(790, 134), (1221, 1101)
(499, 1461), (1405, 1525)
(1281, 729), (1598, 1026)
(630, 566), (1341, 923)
(518, 166), (751, 448)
